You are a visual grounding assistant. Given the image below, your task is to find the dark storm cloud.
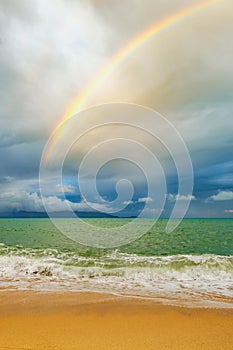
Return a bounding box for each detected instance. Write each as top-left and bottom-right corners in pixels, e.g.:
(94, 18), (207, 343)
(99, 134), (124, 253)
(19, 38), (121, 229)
(0, 0), (108, 147)
(0, 0), (232, 217)
(0, 141), (44, 179)
(0, 0), (108, 195)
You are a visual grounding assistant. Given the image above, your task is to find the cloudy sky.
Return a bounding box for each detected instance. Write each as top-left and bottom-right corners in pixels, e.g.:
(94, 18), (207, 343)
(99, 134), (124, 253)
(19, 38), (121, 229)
(0, 0), (233, 218)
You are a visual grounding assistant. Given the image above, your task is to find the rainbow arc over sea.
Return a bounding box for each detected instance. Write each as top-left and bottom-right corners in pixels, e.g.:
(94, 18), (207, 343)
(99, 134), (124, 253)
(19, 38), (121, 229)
(42, 0), (223, 165)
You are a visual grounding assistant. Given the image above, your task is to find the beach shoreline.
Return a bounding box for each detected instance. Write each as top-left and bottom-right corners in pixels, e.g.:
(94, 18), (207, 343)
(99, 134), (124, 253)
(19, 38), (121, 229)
(0, 290), (232, 350)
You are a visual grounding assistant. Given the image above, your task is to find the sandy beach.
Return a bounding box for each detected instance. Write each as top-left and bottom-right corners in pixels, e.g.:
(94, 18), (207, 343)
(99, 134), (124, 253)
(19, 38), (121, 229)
(0, 291), (232, 350)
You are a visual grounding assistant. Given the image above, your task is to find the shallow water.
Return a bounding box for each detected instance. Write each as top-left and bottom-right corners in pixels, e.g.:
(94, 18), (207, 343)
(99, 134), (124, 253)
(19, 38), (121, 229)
(0, 218), (232, 307)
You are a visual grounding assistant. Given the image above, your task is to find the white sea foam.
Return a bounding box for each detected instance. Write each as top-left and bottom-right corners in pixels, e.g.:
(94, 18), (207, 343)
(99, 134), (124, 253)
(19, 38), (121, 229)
(0, 246), (232, 308)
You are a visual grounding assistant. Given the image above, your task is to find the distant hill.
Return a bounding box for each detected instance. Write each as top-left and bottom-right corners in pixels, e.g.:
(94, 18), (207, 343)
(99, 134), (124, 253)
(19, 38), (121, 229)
(0, 211), (118, 219)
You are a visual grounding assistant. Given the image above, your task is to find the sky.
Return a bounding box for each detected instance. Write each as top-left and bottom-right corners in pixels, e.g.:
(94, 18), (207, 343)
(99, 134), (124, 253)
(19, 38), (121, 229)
(0, 0), (233, 218)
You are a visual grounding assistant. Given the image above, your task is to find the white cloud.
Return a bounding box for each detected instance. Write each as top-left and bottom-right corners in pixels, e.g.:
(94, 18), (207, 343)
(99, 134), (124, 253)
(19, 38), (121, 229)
(207, 191), (233, 201)
(0, 176), (14, 183)
(123, 200), (134, 205)
(0, 191), (44, 212)
(0, 190), (113, 213)
(56, 185), (76, 193)
(225, 209), (233, 213)
(168, 194), (196, 202)
(140, 208), (163, 218)
(138, 197), (153, 203)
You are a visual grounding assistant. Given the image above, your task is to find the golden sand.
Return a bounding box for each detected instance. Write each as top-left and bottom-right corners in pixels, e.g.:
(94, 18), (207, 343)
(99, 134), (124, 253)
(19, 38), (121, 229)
(0, 291), (232, 350)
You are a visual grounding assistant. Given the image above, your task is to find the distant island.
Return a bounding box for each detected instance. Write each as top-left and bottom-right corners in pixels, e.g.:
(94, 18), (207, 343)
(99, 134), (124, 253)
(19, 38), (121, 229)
(0, 211), (136, 219)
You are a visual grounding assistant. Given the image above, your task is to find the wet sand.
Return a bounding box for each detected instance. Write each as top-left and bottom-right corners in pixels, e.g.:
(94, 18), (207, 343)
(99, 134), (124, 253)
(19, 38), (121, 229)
(0, 291), (232, 350)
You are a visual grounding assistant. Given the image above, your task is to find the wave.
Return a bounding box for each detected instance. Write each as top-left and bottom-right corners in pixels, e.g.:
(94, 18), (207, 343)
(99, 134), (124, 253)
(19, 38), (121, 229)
(0, 244), (232, 308)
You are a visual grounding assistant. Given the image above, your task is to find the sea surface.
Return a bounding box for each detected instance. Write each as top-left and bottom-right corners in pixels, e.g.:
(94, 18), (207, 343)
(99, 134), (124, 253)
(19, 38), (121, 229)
(0, 218), (232, 308)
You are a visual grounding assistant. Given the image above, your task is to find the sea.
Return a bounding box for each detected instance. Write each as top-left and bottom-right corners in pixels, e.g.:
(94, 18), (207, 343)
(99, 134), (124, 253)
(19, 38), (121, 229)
(0, 218), (232, 308)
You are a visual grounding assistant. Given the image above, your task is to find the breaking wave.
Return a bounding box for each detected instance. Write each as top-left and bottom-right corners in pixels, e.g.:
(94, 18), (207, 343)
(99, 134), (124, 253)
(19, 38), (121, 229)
(0, 244), (232, 308)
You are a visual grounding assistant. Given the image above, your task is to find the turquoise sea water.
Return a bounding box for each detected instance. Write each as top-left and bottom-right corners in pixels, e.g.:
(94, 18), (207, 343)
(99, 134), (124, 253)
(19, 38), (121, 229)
(0, 218), (232, 307)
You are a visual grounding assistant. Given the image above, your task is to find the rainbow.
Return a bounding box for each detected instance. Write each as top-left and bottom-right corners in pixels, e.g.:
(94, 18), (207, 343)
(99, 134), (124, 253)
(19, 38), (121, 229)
(42, 0), (223, 164)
